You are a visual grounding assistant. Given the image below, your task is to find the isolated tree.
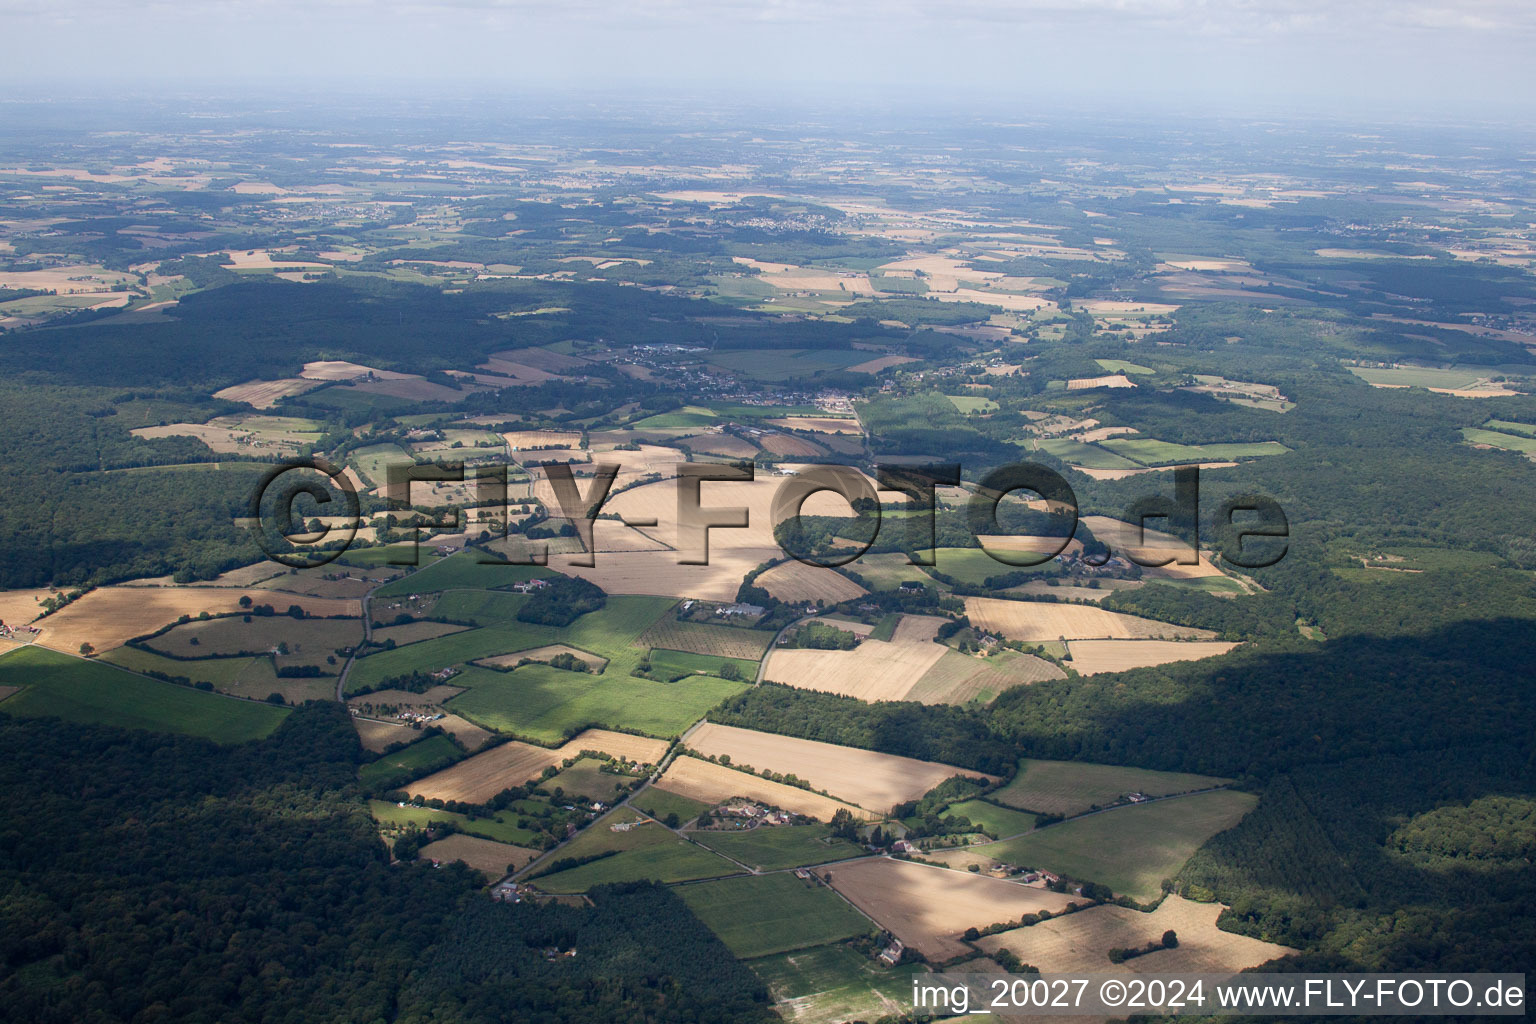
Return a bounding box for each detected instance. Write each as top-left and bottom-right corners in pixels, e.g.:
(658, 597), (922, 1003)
(1162, 930), (1179, 949)
(78, 642), (94, 656)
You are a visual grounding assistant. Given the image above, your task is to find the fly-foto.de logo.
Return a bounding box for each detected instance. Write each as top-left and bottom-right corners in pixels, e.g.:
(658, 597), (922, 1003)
(248, 458), (1288, 572)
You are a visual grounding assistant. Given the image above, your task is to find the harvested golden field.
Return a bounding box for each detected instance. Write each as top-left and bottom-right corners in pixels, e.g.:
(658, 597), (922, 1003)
(487, 346), (590, 373)
(939, 289), (1054, 312)
(566, 729), (669, 765)
(1077, 300), (1180, 315)
(475, 643), (608, 672)
(890, 614), (946, 643)
(0, 589), (51, 626)
(407, 740), (568, 803)
(763, 417), (863, 434)
(350, 377), (467, 403)
(1066, 374), (1137, 390)
(1065, 639), (1239, 676)
(753, 561), (867, 604)
(759, 433), (827, 457)
(36, 588), (359, 654)
(478, 357), (565, 384)
(974, 535), (1085, 556)
(963, 597), (1214, 642)
(686, 722), (993, 814)
(587, 523), (674, 553)
(408, 728), (669, 803)
(976, 894), (1293, 974)
(903, 649), (1065, 705)
(299, 359), (413, 381)
(764, 637), (948, 702)
(606, 476), (861, 551)
(418, 834), (538, 877)
(504, 429), (582, 450)
(658, 756), (874, 821)
(354, 717), (414, 753)
(826, 858), (1073, 962)
(673, 432), (760, 458)
(550, 546), (780, 602)
(213, 378), (322, 408)
(586, 443), (689, 481)
(438, 714), (495, 751)
(127, 562), (287, 589)
(131, 422), (310, 456)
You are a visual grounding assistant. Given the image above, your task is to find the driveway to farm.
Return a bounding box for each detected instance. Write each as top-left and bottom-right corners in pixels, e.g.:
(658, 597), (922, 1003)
(334, 588), (376, 701)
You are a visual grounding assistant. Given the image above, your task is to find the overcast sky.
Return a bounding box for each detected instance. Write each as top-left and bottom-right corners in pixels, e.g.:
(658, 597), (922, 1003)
(3, 0), (1534, 120)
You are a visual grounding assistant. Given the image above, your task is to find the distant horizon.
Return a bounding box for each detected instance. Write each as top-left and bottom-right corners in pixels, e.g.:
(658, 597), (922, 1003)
(4, 0), (1534, 124)
(3, 84), (1536, 134)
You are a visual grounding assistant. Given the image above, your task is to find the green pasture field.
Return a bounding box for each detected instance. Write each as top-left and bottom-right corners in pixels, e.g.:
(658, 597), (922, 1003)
(223, 413), (325, 437)
(1027, 438), (1143, 470)
(1351, 546), (1508, 572)
(869, 273), (928, 294)
(349, 442), (416, 488)
(447, 662), (744, 745)
(102, 645), (258, 688)
(372, 551), (551, 598)
(676, 874), (874, 959)
(423, 588), (530, 625)
(1348, 365), (1484, 390)
(940, 799), (1037, 839)
(101, 646), (327, 704)
(0, 646), (288, 744)
(544, 757), (636, 804)
(1484, 419), (1536, 437)
(1099, 438), (1290, 466)
(630, 405), (719, 430)
(927, 547), (1038, 586)
(1095, 358), (1154, 374)
(359, 734), (464, 787)
(648, 648), (759, 682)
(367, 799), (542, 847)
(348, 594), (673, 696)
(991, 758), (1231, 817)
(530, 808), (739, 892)
(711, 275), (779, 302)
(690, 824), (862, 872)
(334, 545), (442, 569)
(749, 942), (929, 1023)
(633, 786), (712, 825)
(848, 552), (936, 592)
(868, 614), (900, 642)
(303, 386), (415, 415)
(972, 789), (1257, 900)
(637, 616), (772, 662)
(1462, 427), (1536, 454)
(945, 395), (998, 414)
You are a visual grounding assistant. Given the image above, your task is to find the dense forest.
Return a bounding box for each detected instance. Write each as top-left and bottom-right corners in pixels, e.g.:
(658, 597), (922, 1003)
(0, 706), (775, 1024)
